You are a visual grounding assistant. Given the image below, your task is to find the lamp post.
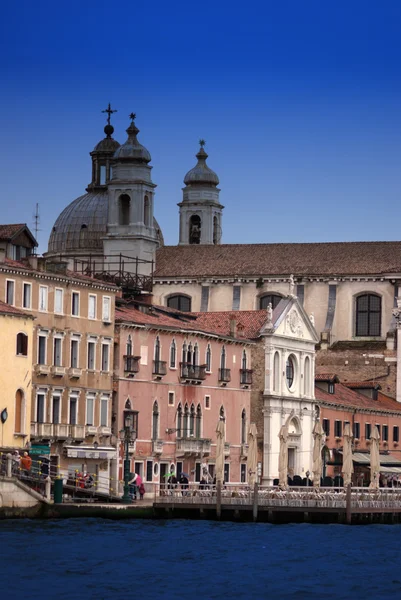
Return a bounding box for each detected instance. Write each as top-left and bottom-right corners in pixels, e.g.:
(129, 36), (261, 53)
(120, 410), (138, 503)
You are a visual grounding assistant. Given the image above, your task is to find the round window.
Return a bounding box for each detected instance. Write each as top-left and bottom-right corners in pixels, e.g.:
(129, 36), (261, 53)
(153, 463), (159, 477)
(286, 356), (295, 389)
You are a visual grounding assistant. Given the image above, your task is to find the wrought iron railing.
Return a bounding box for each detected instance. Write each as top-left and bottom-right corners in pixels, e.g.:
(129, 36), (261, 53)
(124, 355), (141, 373)
(218, 368), (231, 383)
(153, 360), (167, 376)
(180, 363), (207, 381)
(240, 369), (253, 385)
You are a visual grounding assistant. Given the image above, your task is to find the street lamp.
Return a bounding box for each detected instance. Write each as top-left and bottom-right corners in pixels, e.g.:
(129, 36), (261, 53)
(120, 410), (138, 503)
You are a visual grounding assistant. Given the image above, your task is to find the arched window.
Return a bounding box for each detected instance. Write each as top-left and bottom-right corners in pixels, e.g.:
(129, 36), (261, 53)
(304, 356), (311, 396)
(15, 389), (24, 434)
(154, 336), (161, 362)
(16, 333), (28, 356)
(189, 215), (201, 244)
(119, 194), (131, 226)
(355, 294), (382, 337)
(220, 346), (226, 370)
(176, 403), (182, 437)
(183, 403), (189, 437)
(286, 355), (295, 389)
(206, 344), (211, 372)
(167, 295), (192, 312)
(125, 398), (132, 410)
(242, 350), (247, 371)
(126, 335), (132, 357)
(193, 343), (199, 366)
(170, 339), (176, 368)
(144, 195), (150, 227)
(187, 343), (193, 365)
(213, 215), (220, 244)
(196, 404), (202, 438)
(189, 404), (195, 436)
(259, 294), (282, 310)
(273, 351), (280, 393)
(152, 401), (159, 440)
(241, 409), (246, 444)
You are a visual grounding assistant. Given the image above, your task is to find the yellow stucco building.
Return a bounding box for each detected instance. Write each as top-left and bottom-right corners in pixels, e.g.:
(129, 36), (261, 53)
(0, 300), (34, 449)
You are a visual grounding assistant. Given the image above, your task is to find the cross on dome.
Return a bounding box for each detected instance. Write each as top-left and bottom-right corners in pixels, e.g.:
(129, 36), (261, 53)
(102, 103), (117, 125)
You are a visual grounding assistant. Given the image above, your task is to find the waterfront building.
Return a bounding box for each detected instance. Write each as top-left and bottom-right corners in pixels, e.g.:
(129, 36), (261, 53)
(0, 301), (34, 449)
(0, 249), (118, 492)
(114, 303), (253, 487)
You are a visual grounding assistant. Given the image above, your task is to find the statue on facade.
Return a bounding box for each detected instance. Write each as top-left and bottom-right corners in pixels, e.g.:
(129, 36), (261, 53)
(289, 274), (295, 296)
(309, 312), (315, 327)
(266, 302), (273, 325)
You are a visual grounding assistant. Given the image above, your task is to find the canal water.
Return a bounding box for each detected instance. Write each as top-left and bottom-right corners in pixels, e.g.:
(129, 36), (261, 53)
(1, 519), (400, 599)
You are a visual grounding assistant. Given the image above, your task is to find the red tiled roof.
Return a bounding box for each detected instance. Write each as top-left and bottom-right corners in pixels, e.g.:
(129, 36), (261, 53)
(0, 224), (26, 241)
(192, 310), (267, 340)
(116, 305), (215, 334)
(154, 241), (401, 278)
(315, 382), (401, 414)
(344, 381), (382, 390)
(315, 373), (339, 382)
(0, 300), (34, 318)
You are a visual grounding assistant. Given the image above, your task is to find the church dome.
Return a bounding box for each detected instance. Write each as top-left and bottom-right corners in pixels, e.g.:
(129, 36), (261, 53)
(113, 117), (151, 163)
(47, 191), (164, 255)
(184, 143), (219, 186)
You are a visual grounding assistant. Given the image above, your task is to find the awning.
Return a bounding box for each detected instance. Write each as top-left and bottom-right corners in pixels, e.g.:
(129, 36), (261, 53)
(379, 466), (401, 474)
(351, 452), (401, 468)
(64, 446), (117, 460)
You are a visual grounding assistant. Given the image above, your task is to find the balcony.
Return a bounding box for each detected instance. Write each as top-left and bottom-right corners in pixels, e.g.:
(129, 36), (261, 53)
(176, 438), (211, 457)
(218, 368), (231, 385)
(69, 424), (85, 440)
(99, 426), (111, 436)
(51, 366), (66, 377)
(153, 360), (167, 379)
(68, 367), (82, 379)
(224, 442), (230, 456)
(152, 439), (164, 455)
(53, 423), (69, 439)
(35, 364), (50, 376)
(86, 425), (98, 436)
(31, 422), (53, 438)
(240, 369), (253, 387)
(179, 363), (207, 384)
(124, 355), (141, 374)
(240, 443), (249, 458)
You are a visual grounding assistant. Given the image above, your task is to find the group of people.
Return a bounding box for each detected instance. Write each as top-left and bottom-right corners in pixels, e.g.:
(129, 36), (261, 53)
(165, 473), (190, 495)
(128, 472), (146, 501)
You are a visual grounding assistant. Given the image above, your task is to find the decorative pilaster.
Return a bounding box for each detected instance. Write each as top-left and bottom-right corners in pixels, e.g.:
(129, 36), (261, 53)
(393, 298), (401, 403)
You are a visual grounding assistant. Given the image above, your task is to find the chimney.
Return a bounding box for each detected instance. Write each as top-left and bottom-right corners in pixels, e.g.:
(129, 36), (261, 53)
(229, 319), (237, 338)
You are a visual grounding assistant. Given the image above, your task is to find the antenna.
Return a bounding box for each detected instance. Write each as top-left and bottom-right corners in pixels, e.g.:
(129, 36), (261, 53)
(33, 203), (41, 254)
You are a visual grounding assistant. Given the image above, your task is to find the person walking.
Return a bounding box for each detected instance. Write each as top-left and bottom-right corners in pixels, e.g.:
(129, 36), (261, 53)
(128, 472), (137, 501)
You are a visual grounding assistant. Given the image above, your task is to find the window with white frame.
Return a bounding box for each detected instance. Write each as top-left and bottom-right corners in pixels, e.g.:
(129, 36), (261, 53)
(86, 394), (95, 426)
(100, 396), (109, 427)
(53, 335), (63, 366)
(70, 337), (79, 368)
(87, 340), (96, 370)
(38, 334), (47, 364)
(36, 391), (46, 423)
(54, 288), (64, 314)
(101, 342), (110, 372)
(88, 294), (97, 319)
(39, 286), (48, 311)
(102, 296), (111, 322)
(52, 393), (61, 424)
(69, 395), (78, 425)
(205, 395), (211, 409)
(22, 282), (31, 309)
(168, 391), (175, 406)
(6, 280), (15, 305)
(71, 291), (80, 316)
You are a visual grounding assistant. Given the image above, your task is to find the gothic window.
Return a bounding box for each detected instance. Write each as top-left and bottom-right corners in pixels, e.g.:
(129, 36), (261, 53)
(154, 336), (161, 362)
(144, 195), (150, 227)
(189, 215), (201, 244)
(259, 294), (282, 310)
(176, 403), (182, 437)
(126, 335), (132, 357)
(182, 342), (187, 365)
(167, 294), (192, 312)
(219, 406), (225, 420)
(183, 403), (189, 437)
(193, 343), (199, 366)
(15, 389), (24, 434)
(196, 404), (202, 438)
(170, 339), (176, 368)
(152, 401), (159, 440)
(119, 194), (131, 226)
(286, 355), (295, 389)
(355, 294), (382, 337)
(16, 333), (28, 356)
(206, 344), (211, 372)
(189, 404), (195, 435)
(242, 350), (247, 371)
(220, 346), (226, 370)
(241, 408), (246, 444)
(187, 343), (193, 365)
(125, 399), (132, 410)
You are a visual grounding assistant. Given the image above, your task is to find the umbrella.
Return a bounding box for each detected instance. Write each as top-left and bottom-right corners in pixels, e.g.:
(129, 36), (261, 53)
(246, 423), (258, 486)
(342, 422), (354, 488)
(369, 425), (380, 489)
(278, 411), (294, 488)
(215, 419), (225, 484)
(135, 474), (142, 486)
(163, 472), (176, 478)
(312, 420), (324, 487)
(180, 472), (189, 478)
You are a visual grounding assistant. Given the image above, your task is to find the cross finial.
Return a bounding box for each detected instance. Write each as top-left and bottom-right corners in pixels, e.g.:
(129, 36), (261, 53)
(199, 139), (206, 148)
(129, 112), (136, 122)
(102, 103), (117, 125)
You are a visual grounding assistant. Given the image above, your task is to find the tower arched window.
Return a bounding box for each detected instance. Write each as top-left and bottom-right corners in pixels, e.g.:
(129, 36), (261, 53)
(196, 404), (202, 438)
(152, 401), (159, 440)
(241, 409), (246, 444)
(170, 339), (176, 368)
(206, 344), (211, 372)
(126, 335), (132, 357)
(213, 215), (220, 245)
(176, 403), (182, 438)
(16, 333), (28, 356)
(167, 295), (192, 312)
(189, 215), (201, 244)
(15, 389), (25, 434)
(183, 403), (189, 437)
(189, 404), (195, 436)
(355, 294), (382, 337)
(144, 195), (150, 227)
(119, 194), (131, 226)
(259, 294), (282, 310)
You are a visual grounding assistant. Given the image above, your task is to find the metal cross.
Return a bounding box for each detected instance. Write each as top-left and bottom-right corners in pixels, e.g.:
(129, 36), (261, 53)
(129, 112), (136, 122)
(102, 103), (117, 125)
(199, 139), (206, 147)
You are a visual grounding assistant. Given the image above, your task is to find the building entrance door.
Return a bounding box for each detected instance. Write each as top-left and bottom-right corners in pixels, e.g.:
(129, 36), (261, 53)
(288, 447), (295, 478)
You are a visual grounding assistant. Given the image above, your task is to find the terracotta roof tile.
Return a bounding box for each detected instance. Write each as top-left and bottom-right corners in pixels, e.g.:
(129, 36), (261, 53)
(0, 300), (33, 318)
(344, 381), (382, 390)
(315, 382), (401, 414)
(0, 224), (26, 241)
(192, 310), (267, 339)
(155, 241), (401, 278)
(315, 373), (339, 382)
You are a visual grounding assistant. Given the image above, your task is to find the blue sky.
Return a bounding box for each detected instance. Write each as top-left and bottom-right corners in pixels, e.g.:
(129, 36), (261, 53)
(1, 0), (401, 251)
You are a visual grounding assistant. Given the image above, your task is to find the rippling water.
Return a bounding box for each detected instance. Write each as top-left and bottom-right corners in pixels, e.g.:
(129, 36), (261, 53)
(1, 519), (400, 599)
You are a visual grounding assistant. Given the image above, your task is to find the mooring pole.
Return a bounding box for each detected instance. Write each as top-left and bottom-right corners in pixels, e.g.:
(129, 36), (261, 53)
(253, 482), (258, 522)
(346, 483), (352, 524)
(216, 481), (222, 520)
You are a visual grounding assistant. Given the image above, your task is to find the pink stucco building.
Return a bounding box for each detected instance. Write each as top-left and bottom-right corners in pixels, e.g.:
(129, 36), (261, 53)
(114, 304), (254, 487)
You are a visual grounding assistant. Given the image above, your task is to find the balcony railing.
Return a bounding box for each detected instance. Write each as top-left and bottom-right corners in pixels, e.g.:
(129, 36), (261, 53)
(218, 368), (231, 383)
(176, 438), (211, 456)
(53, 423), (69, 439)
(153, 360), (167, 376)
(51, 366), (66, 377)
(35, 364), (50, 376)
(180, 363), (207, 382)
(240, 369), (253, 385)
(69, 424), (85, 440)
(31, 422), (53, 438)
(124, 355), (141, 373)
(152, 439), (164, 454)
(68, 367), (82, 379)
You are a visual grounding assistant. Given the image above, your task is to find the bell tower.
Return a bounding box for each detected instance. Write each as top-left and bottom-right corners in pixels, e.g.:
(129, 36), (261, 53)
(178, 141), (223, 245)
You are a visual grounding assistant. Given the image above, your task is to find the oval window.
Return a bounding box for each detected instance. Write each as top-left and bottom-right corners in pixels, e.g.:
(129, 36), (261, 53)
(286, 355), (295, 389)
(153, 463), (159, 477)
